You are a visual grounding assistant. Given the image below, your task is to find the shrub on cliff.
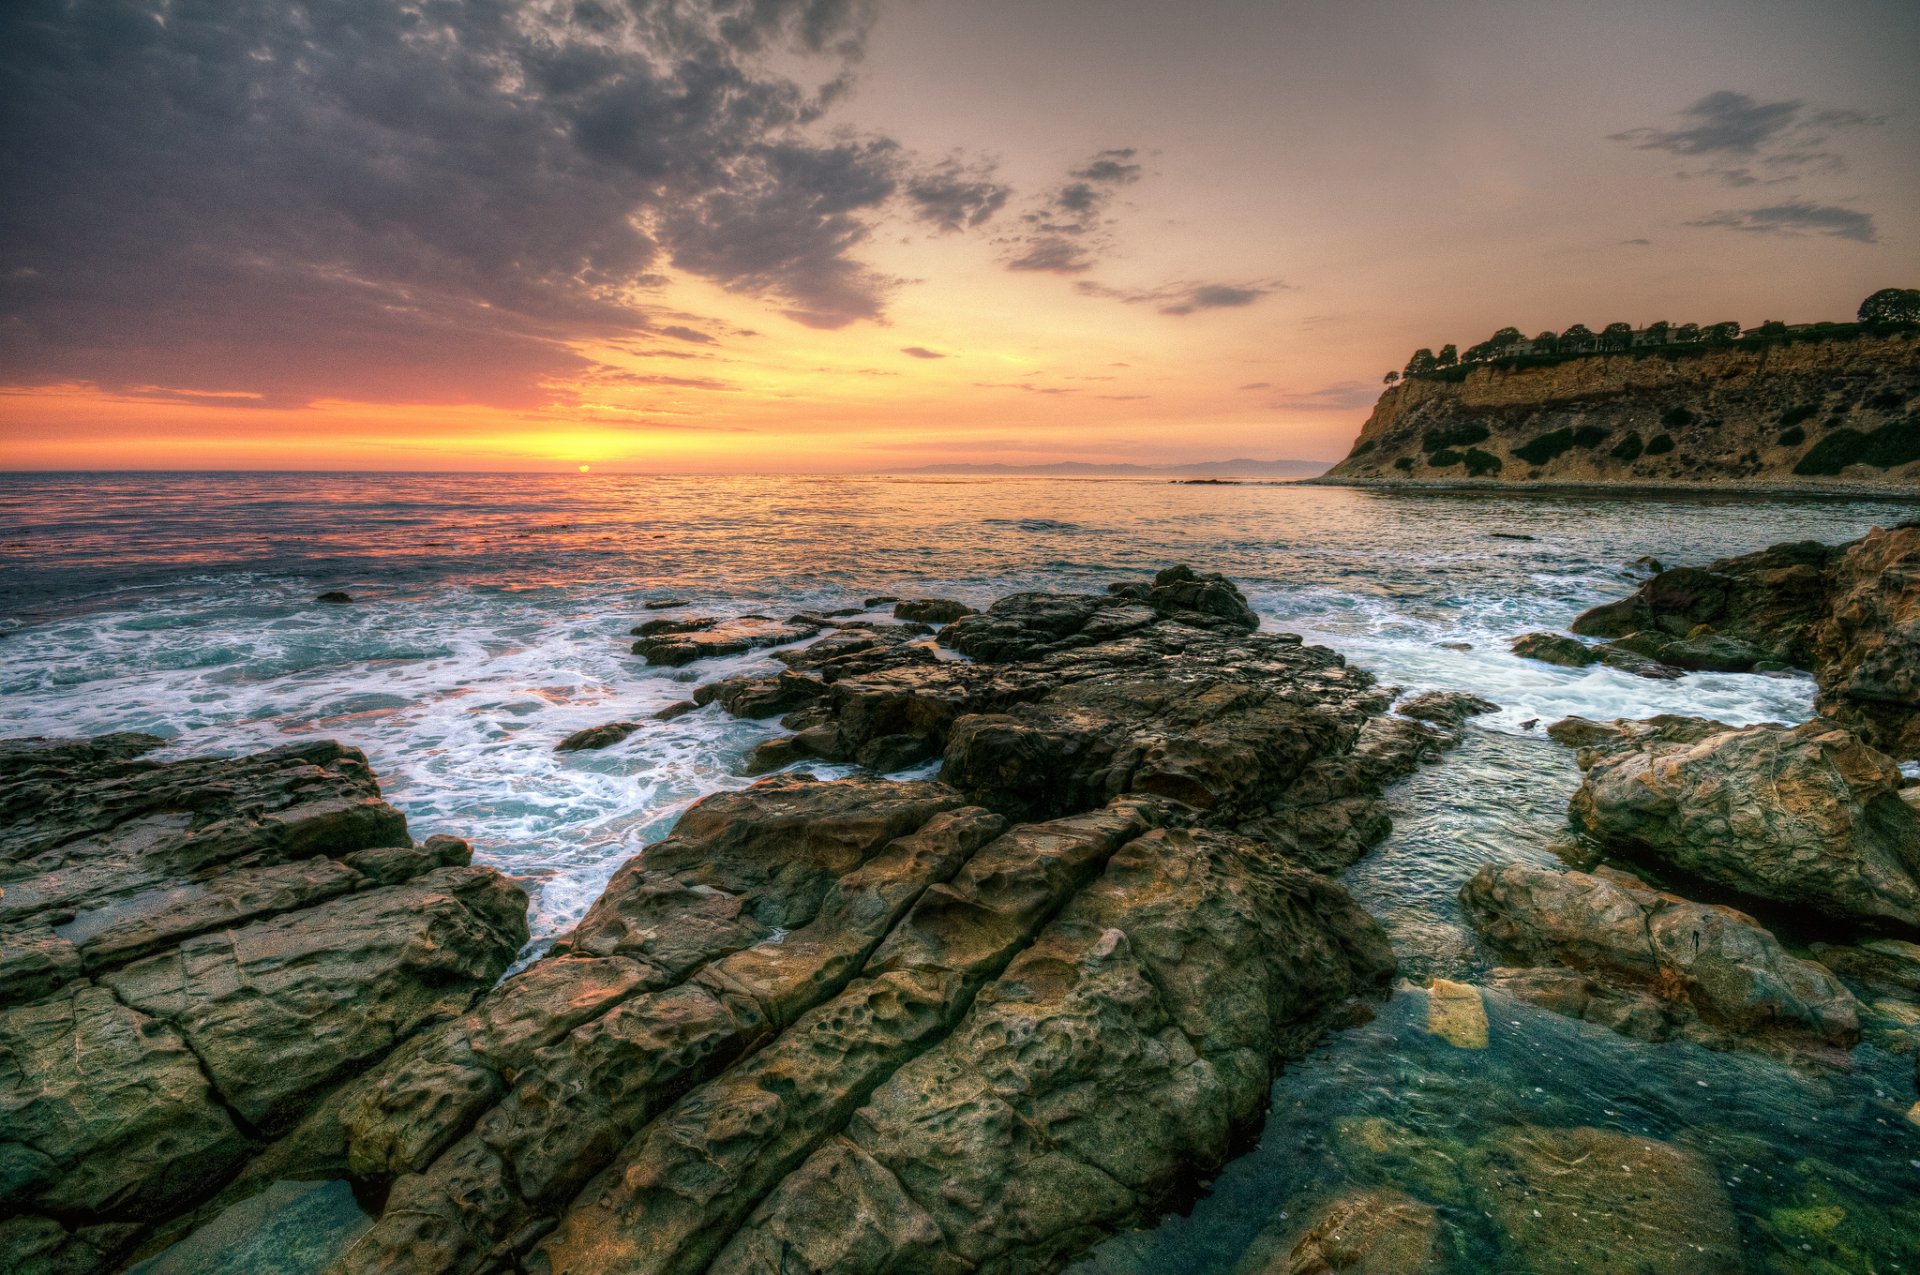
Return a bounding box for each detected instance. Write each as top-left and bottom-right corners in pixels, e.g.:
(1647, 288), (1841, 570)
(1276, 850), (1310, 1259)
(1422, 423), (1489, 453)
(1463, 448), (1503, 477)
(1610, 433), (1644, 462)
(1428, 448), (1464, 467)
(1661, 406), (1696, 428)
(1780, 403), (1819, 428)
(1645, 433), (1675, 455)
(1794, 417), (1920, 475)
(1777, 425), (1806, 447)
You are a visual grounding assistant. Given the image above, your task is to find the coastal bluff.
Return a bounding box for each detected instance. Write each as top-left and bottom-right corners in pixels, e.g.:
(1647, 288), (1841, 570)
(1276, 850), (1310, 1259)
(1322, 331), (1919, 491)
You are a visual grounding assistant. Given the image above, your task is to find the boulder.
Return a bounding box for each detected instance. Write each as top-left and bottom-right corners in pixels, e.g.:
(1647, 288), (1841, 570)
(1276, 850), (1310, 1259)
(0, 736), (528, 1275)
(1395, 691), (1498, 728)
(556, 721), (640, 751)
(892, 598), (975, 624)
(1510, 631), (1594, 668)
(1565, 716), (1920, 931)
(315, 590), (354, 604)
(1462, 861), (1859, 1047)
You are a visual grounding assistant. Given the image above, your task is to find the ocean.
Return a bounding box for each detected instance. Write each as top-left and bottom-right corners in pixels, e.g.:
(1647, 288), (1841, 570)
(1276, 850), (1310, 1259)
(5, 470), (1919, 1270)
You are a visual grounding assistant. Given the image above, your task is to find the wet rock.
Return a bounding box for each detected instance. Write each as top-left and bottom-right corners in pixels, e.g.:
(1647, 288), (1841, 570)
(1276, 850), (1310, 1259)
(1565, 716), (1920, 931)
(692, 671), (826, 719)
(772, 625), (937, 682)
(652, 699), (699, 721)
(1462, 861), (1859, 1047)
(1511, 631), (1594, 668)
(892, 597), (975, 624)
(1394, 690), (1498, 728)
(1236, 1187), (1449, 1274)
(643, 598), (691, 610)
(315, 591), (354, 604)
(1465, 1125), (1740, 1275)
(1144, 563), (1261, 631)
(0, 737), (529, 1275)
(1573, 525), (1920, 757)
(555, 720), (640, 751)
(631, 615), (822, 666)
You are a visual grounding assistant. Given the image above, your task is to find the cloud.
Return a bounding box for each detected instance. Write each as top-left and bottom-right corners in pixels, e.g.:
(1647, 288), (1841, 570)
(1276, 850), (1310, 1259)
(1610, 91), (1884, 187)
(1004, 148), (1142, 274)
(974, 381), (1079, 395)
(1238, 382), (1272, 390)
(1076, 278), (1285, 316)
(901, 346), (946, 359)
(903, 158), (1011, 233)
(1266, 381), (1379, 411)
(0, 0), (997, 404)
(1688, 201), (1878, 243)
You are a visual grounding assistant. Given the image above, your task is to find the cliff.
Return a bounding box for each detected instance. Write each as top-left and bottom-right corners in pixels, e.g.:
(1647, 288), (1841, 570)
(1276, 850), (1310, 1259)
(1322, 332), (1920, 491)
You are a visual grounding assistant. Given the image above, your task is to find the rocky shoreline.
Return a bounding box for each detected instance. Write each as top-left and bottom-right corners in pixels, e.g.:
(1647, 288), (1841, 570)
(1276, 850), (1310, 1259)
(5, 555), (1920, 1274)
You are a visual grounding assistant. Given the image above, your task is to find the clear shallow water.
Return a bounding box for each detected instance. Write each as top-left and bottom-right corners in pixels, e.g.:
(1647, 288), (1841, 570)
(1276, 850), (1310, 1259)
(4, 472), (1918, 1270)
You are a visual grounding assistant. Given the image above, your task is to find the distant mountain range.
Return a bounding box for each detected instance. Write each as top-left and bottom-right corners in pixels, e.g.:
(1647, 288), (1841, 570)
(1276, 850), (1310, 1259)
(886, 458), (1332, 478)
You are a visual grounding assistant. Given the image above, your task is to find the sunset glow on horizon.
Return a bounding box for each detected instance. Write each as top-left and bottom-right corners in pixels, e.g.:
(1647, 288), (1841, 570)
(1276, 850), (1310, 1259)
(4, 0), (1916, 472)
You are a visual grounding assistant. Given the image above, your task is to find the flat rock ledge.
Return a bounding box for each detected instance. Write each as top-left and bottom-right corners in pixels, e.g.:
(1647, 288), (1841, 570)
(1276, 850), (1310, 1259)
(0, 735), (530, 1275)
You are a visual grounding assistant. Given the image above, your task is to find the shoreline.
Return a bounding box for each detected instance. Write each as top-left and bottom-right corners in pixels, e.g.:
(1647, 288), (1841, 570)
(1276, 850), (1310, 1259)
(1309, 474), (1920, 502)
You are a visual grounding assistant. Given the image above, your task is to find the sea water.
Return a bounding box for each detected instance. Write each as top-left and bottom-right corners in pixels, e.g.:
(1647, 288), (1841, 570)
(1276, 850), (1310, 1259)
(4, 471), (1917, 1271)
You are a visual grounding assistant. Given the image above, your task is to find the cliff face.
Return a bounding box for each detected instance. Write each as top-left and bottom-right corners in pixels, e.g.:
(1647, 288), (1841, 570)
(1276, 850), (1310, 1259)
(1323, 333), (1920, 490)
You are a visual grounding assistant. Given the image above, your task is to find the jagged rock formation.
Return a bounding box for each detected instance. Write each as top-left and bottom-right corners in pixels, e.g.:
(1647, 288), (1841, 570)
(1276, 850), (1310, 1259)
(1571, 523), (1920, 758)
(1323, 332), (1920, 489)
(0, 736), (529, 1275)
(181, 567), (1471, 1275)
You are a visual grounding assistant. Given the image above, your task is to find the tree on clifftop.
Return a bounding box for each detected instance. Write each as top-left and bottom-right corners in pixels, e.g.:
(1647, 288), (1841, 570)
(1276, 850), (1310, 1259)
(1405, 348), (1438, 376)
(1383, 370), (1400, 385)
(1859, 288), (1920, 324)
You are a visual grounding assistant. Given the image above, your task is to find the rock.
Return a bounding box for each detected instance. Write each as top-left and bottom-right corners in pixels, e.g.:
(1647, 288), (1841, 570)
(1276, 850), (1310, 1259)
(1589, 641), (1686, 679)
(1654, 632), (1766, 672)
(631, 615), (822, 666)
(1462, 861), (1859, 1047)
(1511, 631), (1595, 668)
(892, 598), (975, 624)
(1144, 563), (1262, 631)
(556, 721), (640, 751)
(1423, 978), (1488, 1048)
(1573, 526), (1920, 757)
(1566, 716), (1920, 931)
(1395, 691), (1498, 728)
(304, 572), (1430, 1275)
(1236, 1187), (1449, 1274)
(0, 737), (529, 1275)
(862, 596), (899, 607)
(1465, 1125), (1740, 1275)
(652, 699), (699, 721)
(315, 590), (354, 604)
(692, 671), (826, 719)
(643, 598), (691, 610)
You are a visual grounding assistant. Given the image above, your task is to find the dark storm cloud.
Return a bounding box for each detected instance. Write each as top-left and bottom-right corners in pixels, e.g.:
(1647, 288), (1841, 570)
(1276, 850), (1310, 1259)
(1688, 201), (1879, 243)
(0, 0), (992, 404)
(1004, 148), (1142, 274)
(900, 346), (946, 358)
(1610, 91), (1885, 188)
(1075, 279), (1283, 316)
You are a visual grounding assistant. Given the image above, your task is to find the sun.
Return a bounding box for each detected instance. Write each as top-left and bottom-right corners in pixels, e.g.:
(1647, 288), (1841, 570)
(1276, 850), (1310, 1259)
(577, 464), (590, 473)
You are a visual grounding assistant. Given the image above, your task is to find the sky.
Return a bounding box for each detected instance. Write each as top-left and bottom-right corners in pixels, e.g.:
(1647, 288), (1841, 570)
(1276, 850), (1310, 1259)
(2, 0), (1916, 472)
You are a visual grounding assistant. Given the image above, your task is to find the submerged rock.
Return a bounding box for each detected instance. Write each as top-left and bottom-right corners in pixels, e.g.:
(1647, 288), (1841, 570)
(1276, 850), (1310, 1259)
(1572, 524), (1920, 757)
(1465, 1125), (1740, 1275)
(1562, 716), (1920, 931)
(1235, 1186), (1449, 1274)
(315, 590), (354, 604)
(1463, 861), (1859, 1048)
(0, 736), (528, 1274)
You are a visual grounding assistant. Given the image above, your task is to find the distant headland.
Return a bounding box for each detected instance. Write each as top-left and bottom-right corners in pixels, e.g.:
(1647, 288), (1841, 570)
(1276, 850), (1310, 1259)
(1323, 288), (1919, 493)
